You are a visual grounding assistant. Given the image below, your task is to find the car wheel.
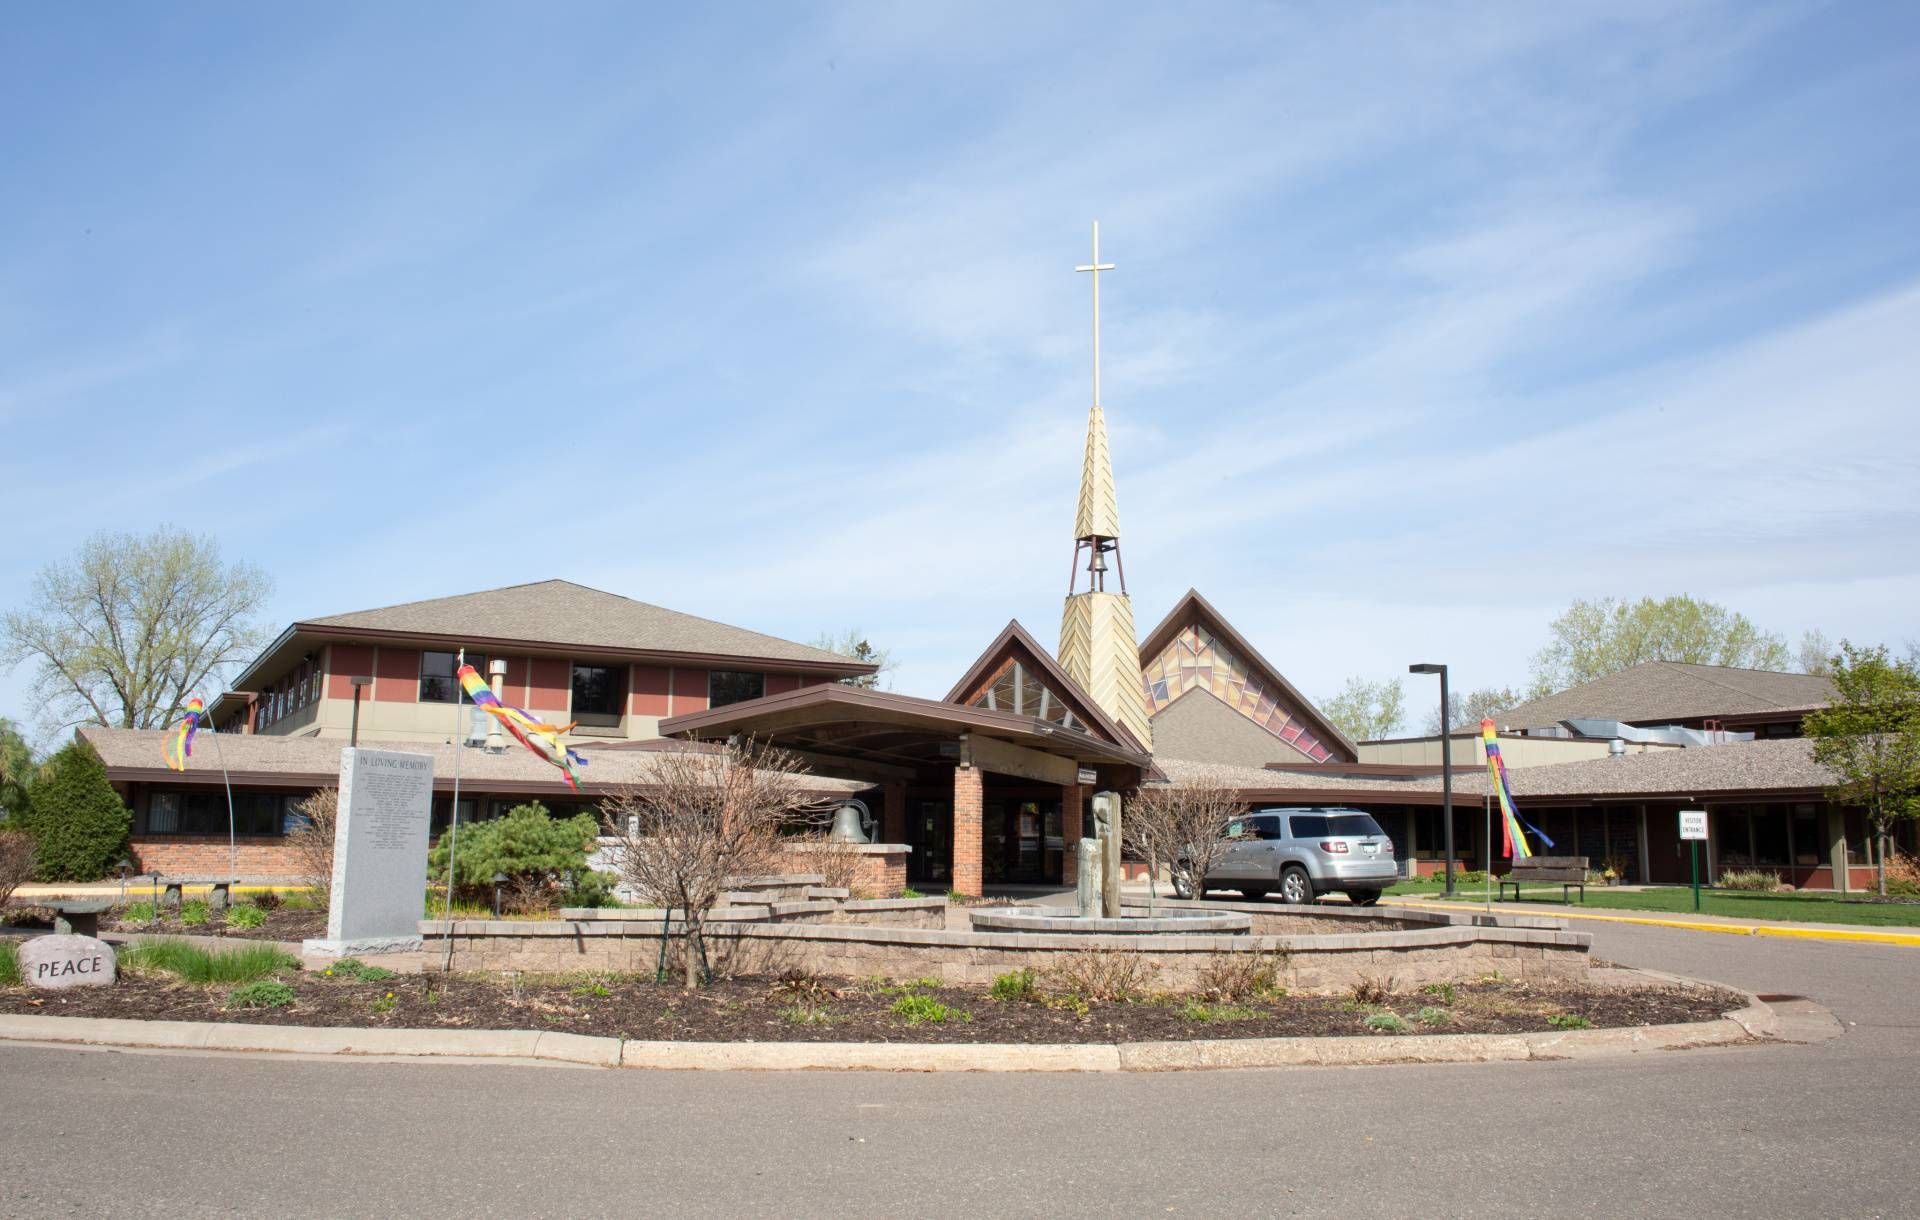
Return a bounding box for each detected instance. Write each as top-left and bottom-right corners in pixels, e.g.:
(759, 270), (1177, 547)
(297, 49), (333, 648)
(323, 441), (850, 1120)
(1349, 890), (1382, 907)
(1171, 873), (1194, 900)
(1280, 866), (1314, 905)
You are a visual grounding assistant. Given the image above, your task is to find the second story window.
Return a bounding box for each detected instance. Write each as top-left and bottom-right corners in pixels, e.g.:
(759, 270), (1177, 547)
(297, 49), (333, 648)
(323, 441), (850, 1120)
(420, 650), (486, 703)
(571, 663), (625, 726)
(709, 670), (765, 708)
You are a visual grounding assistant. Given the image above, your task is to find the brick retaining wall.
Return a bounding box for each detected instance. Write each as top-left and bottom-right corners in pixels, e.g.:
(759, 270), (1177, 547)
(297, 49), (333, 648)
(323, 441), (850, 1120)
(131, 837), (304, 878)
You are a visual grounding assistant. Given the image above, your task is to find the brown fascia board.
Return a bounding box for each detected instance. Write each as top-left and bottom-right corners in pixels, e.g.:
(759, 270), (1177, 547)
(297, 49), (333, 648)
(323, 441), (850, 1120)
(941, 619), (1146, 754)
(230, 623), (877, 692)
(1265, 761), (1445, 778)
(1138, 588), (1361, 760)
(102, 762), (652, 799)
(661, 682), (1152, 767)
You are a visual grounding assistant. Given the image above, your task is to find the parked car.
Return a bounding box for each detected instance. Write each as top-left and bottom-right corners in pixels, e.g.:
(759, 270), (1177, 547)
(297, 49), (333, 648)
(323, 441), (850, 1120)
(1173, 807), (1397, 905)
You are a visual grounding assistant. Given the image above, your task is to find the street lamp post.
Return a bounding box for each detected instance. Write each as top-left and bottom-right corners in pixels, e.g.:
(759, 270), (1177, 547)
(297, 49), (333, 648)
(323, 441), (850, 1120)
(1409, 663), (1455, 896)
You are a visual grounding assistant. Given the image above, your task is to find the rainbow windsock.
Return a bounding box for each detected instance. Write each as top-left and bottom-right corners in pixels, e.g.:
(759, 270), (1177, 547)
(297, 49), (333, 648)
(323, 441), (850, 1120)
(457, 663), (589, 789)
(165, 697), (205, 771)
(1482, 718), (1552, 859)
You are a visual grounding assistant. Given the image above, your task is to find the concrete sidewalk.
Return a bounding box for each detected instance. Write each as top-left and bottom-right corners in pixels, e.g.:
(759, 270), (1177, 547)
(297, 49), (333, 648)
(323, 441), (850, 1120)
(1386, 897), (1920, 946)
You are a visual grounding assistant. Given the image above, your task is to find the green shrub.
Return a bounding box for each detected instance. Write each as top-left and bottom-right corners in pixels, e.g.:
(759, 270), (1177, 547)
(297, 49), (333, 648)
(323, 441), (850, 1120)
(991, 969), (1038, 1002)
(320, 957), (396, 982)
(180, 900), (210, 927)
(1888, 878), (1920, 899)
(1717, 869), (1781, 892)
(1418, 981), (1457, 1004)
(890, 994), (968, 1024)
(0, 939), (20, 987)
(123, 902), (157, 923)
(898, 886), (924, 899)
(1546, 1013), (1592, 1030)
(17, 742), (130, 881)
(560, 868), (620, 908)
(226, 980), (294, 1009)
(1455, 870), (1487, 886)
(1177, 1001), (1257, 1023)
(121, 939), (298, 984)
(1364, 1012), (1409, 1033)
(224, 904), (267, 929)
(1415, 1006), (1450, 1026)
(427, 803), (600, 911)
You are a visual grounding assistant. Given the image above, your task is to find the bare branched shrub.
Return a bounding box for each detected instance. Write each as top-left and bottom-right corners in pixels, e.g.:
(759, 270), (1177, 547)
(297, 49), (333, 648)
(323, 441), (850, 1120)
(1350, 973), (1397, 1006)
(1042, 949), (1159, 1002)
(1194, 950), (1289, 1002)
(286, 788), (339, 907)
(793, 834), (864, 893)
(599, 740), (833, 988)
(0, 829), (34, 908)
(1123, 779), (1245, 907)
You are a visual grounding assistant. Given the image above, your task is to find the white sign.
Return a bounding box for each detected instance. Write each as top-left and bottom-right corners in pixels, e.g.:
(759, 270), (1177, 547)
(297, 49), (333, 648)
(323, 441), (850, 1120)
(1679, 809), (1709, 841)
(303, 747), (435, 958)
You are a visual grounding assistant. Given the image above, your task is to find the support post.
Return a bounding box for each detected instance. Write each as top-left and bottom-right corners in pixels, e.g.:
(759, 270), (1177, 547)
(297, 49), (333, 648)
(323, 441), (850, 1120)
(951, 765), (983, 897)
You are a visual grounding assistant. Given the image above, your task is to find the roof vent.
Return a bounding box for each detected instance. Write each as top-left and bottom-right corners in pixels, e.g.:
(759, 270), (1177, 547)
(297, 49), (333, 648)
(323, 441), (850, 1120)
(1608, 737), (1627, 757)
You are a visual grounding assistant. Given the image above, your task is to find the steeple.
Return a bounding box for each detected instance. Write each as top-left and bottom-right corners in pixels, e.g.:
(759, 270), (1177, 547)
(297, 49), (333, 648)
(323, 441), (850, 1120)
(1059, 222), (1152, 749)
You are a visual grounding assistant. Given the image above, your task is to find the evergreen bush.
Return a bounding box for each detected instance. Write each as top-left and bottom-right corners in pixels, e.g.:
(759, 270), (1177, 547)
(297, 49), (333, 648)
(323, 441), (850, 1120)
(19, 742), (131, 882)
(426, 802), (601, 910)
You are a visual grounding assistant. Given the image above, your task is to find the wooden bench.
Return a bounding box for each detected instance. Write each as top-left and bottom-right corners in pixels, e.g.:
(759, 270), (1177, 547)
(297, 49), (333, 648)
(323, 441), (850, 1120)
(1499, 856), (1588, 904)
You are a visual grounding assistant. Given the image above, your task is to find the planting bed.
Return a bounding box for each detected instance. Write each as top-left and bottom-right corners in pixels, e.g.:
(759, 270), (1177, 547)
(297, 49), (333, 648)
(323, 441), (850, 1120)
(0, 969), (1738, 1045)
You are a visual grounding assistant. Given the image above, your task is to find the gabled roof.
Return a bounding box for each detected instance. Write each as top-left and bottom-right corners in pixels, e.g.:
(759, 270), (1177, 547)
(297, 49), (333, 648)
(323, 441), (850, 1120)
(944, 620), (1146, 754)
(1137, 589), (1359, 761)
(1417, 736), (1831, 800)
(1491, 662), (1835, 731)
(234, 580), (873, 690)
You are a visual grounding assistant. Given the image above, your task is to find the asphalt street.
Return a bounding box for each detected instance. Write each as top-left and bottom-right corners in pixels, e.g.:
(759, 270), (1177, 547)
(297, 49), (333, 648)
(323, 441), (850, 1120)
(2, 920), (1915, 1219)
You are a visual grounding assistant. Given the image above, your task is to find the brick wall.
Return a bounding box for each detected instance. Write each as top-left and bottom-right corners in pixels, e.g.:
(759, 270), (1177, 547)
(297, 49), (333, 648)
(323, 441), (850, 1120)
(132, 837), (304, 878)
(951, 766), (983, 896)
(773, 845), (909, 897)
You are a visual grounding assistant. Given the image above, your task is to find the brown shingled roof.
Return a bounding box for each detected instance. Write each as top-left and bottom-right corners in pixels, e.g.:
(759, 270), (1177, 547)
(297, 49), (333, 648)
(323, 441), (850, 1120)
(1413, 737), (1832, 800)
(1491, 662), (1833, 730)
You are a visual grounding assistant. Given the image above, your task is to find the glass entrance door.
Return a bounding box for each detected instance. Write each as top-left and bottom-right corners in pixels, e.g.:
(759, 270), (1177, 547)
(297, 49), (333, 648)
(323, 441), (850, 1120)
(907, 799), (951, 884)
(986, 798), (1060, 884)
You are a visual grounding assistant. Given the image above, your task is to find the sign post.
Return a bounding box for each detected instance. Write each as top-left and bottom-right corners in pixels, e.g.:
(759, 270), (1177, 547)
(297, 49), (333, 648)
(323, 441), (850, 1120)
(1679, 809), (1709, 912)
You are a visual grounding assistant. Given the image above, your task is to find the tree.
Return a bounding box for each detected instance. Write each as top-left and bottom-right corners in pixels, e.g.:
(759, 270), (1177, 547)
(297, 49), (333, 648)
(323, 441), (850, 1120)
(598, 740), (832, 988)
(1424, 686), (1521, 736)
(1, 528), (271, 732)
(1123, 778), (1244, 910)
(1319, 676), (1405, 742)
(285, 788), (339, 904)
(17, 741), (131, 882)
(0, 718), (37, 825)
(428, 802), (607, 912)
(1805, 642), (1920, 898)
(810, 629), (894, 690)
(1528, 595), (1789, 698)
(1797, 629), (1835, 676)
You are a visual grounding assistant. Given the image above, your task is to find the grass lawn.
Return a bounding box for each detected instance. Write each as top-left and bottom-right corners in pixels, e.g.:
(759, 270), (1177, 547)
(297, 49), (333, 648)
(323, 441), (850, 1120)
(1388, 881), (1920, 927)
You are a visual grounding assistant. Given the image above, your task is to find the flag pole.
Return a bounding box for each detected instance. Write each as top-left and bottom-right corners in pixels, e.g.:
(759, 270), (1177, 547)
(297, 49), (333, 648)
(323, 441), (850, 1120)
(203, 715), (239, 888)
(439, 651), (467, 974)
(1485, 794), (1492, 913)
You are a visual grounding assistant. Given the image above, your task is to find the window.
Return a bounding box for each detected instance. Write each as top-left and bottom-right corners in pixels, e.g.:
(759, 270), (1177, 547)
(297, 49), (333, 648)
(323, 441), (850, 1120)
(1289, 814), (1330, 839)
(571, 663), (626, 726)
(419, 651), (486, 704)
(142, 791), (291, 836)
(969, 660), (1087, 731)
(1251, 815), (1282, 840)
(708, 670), (765, 708)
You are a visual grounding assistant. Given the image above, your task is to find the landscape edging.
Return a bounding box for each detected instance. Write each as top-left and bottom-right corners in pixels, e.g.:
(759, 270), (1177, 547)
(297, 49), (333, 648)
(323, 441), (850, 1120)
(0, 995), (1776, 1073)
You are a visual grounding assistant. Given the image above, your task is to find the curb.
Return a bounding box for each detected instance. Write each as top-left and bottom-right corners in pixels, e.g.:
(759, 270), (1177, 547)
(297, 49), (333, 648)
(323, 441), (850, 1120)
(1390, 900), (1920, 947)
(0, 996), (1785, 1073)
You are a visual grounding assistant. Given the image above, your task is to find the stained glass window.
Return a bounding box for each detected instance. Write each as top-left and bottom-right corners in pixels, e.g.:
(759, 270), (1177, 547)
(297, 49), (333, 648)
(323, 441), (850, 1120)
(1141, 625), (1332, 761)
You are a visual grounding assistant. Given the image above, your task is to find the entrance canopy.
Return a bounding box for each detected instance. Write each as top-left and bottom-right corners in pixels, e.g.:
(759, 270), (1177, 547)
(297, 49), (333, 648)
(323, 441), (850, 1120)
(660, 684), (1150, 787)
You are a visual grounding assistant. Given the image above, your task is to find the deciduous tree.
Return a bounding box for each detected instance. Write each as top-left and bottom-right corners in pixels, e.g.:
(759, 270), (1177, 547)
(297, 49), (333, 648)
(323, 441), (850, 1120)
(1, 528), (271, 731)
(1319, 676), (1405, 742)
(1124, 778), (1244, 909)
(1806, 642), (1920, 897)
(1424, 686), (1521, 735)
(1797, 628), (1835, 676)
(1528, 595), (1788, 698)
(599, 740), (832, 988)
(810, 629), (895, 690)
(0, 718), (36, 825)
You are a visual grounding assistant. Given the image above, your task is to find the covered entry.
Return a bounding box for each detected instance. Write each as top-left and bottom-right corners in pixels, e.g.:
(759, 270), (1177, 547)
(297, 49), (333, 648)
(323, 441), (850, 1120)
(659, 683), (1148, 895)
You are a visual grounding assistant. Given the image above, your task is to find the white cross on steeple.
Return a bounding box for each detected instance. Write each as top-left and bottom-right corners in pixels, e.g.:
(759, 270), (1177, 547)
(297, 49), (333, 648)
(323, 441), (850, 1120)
(1075, 221), (1115, 407)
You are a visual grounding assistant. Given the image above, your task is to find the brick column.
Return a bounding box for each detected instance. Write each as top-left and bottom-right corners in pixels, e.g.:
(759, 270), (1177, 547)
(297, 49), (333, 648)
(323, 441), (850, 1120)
(952, 765), (984, 897)
(1060, 782), (1082, 886)
(882, 781), (908, 844)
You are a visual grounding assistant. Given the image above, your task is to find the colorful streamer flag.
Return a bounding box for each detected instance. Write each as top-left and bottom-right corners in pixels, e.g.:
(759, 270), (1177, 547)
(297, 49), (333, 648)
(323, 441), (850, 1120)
(1481, 718), (1553, 859)
(164, 696), (205, 771)
(456, 662), (588, 788)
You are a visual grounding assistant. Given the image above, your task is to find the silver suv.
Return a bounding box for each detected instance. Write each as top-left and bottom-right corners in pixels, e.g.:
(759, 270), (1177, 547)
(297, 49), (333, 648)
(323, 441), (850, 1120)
(1175, 807), (1397, 906)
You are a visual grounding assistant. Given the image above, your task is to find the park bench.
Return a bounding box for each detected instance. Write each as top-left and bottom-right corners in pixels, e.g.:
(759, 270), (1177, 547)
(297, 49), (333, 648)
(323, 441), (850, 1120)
(1499, 856), (1588, 905)
(150, 876), (292, 912)
(41, 899), (113, 937)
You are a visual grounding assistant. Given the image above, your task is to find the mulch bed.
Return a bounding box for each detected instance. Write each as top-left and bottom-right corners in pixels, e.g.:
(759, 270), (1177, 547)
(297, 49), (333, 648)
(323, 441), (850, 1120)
(0, 969), (1742, 1045)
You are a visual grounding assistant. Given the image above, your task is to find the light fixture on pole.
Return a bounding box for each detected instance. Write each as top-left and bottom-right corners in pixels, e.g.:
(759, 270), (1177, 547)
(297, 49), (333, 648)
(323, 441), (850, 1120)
(1409, 663), (1455, 896)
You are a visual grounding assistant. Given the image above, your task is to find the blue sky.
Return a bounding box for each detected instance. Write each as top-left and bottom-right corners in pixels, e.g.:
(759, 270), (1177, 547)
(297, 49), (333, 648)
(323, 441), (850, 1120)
(4, 1), (1918, 736)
